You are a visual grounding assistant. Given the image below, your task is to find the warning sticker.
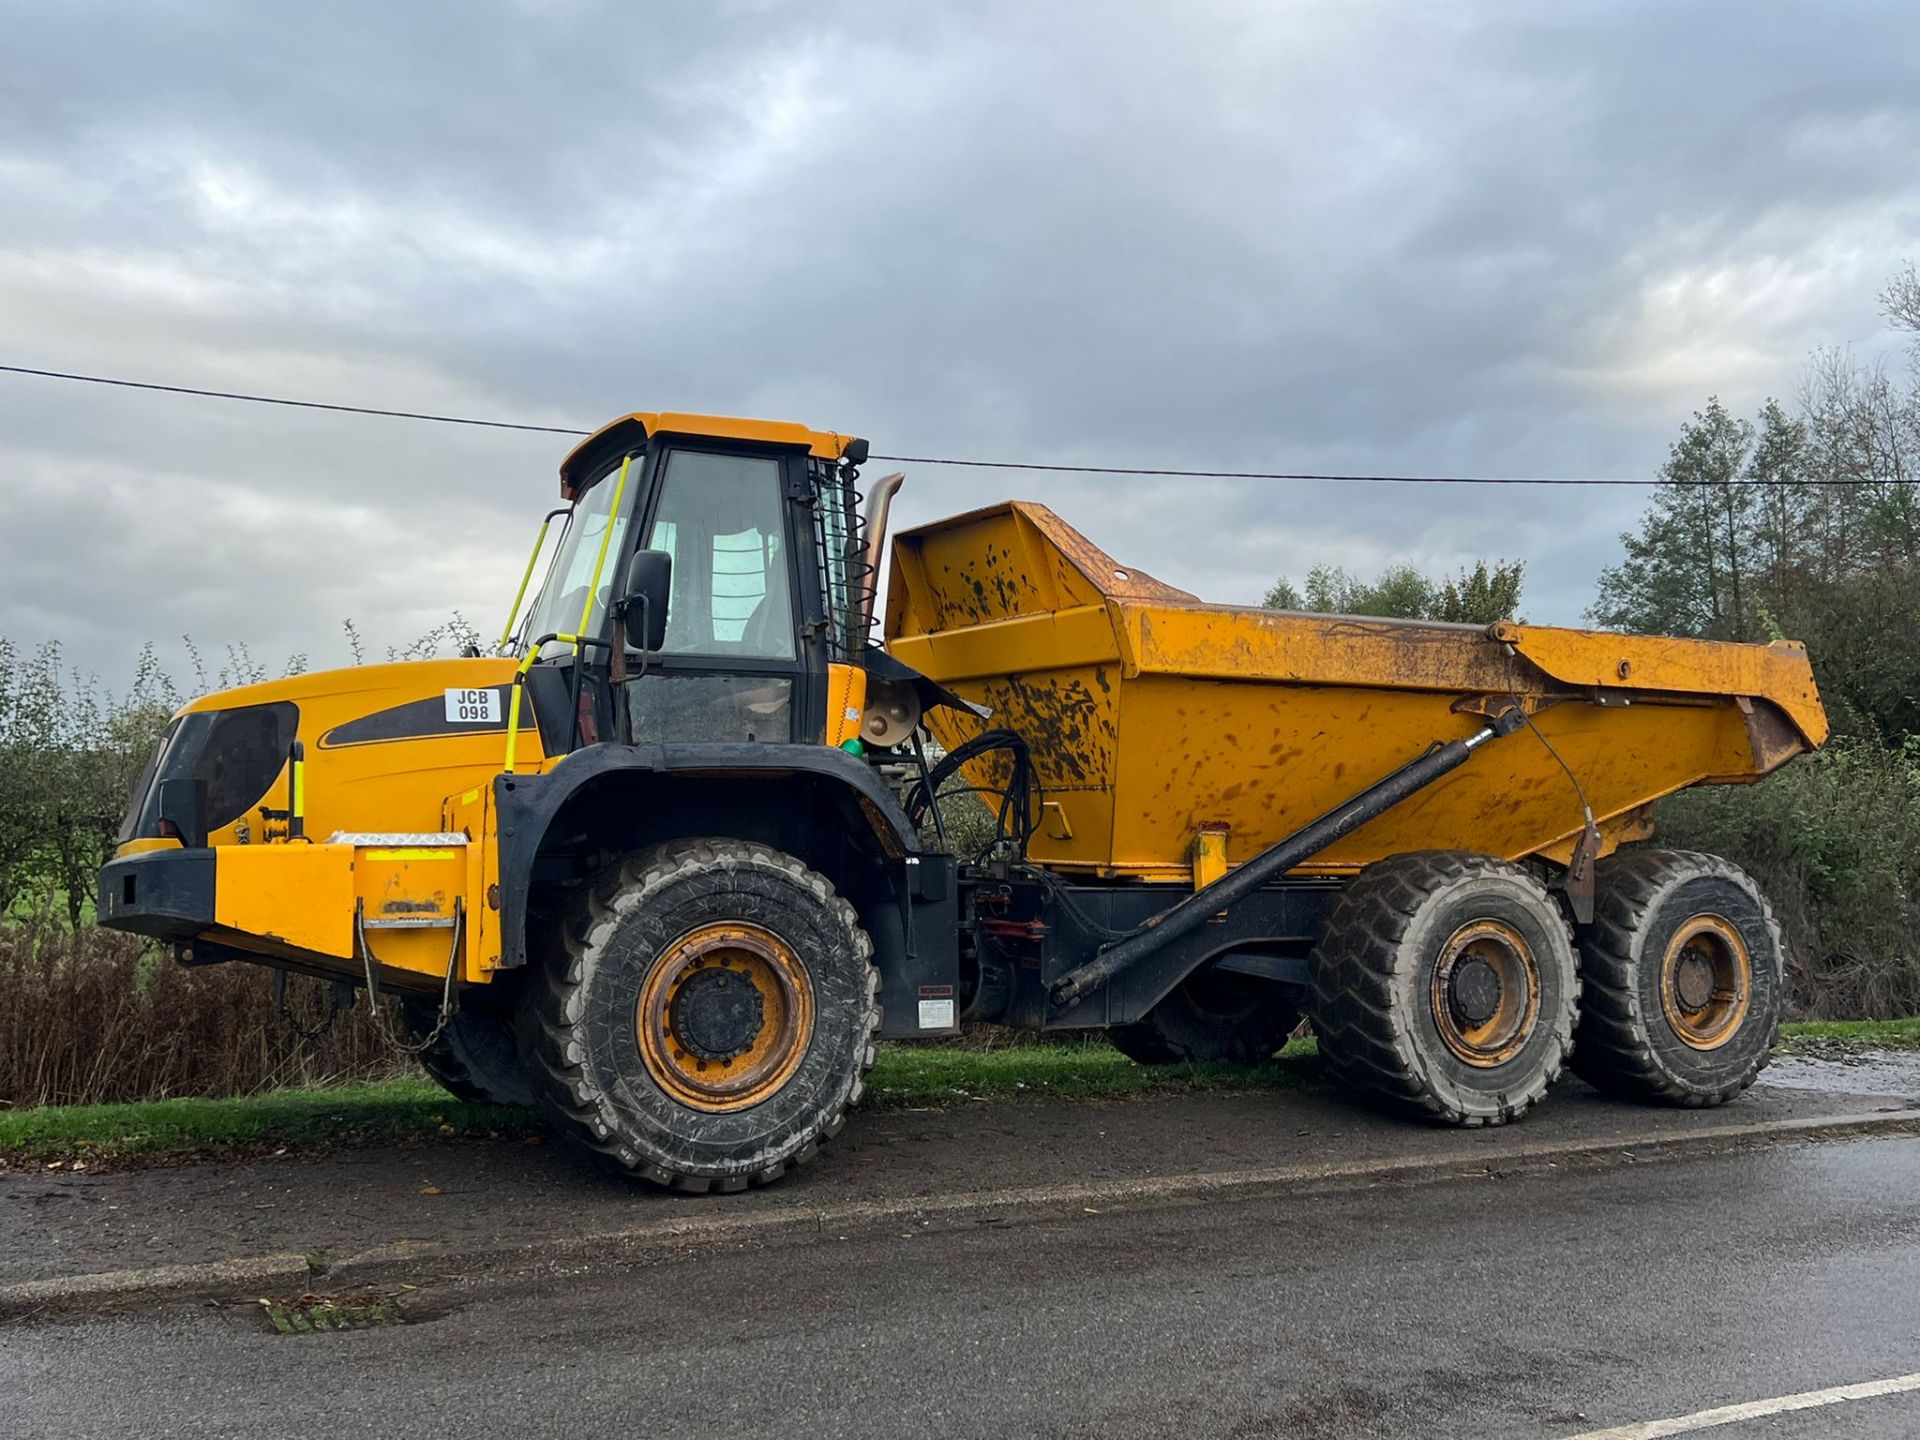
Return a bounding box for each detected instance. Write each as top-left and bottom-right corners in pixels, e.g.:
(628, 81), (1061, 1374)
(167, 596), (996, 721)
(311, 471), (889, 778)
(918, 997), (956, 1030)
(444, 687), (501, 723)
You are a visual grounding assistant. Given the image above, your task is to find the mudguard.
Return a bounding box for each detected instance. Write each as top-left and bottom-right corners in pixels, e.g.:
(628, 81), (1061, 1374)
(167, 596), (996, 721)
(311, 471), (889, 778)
(492, 741), (924, 970)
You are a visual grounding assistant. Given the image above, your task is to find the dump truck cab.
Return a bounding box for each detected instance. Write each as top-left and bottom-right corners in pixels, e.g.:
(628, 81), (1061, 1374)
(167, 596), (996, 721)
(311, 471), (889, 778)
(99, 406), (1828, 1195)
(99, 408), (962, 1018)
(529, 411), (870, 753)
(480, 412), (964, 995)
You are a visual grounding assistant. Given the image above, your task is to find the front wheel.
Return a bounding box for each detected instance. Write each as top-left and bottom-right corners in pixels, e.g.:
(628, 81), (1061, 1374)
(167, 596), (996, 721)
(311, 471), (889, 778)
(401, 998), (534, 1108)
(519, 839), (879, 1192)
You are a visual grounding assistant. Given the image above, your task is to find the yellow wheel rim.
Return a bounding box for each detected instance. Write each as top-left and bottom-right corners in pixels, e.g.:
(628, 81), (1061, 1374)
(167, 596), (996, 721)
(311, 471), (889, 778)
(1430, 919), (1541, 1068)
(635, 922), (814, 1113)
(1659, 914), (1751, 1051)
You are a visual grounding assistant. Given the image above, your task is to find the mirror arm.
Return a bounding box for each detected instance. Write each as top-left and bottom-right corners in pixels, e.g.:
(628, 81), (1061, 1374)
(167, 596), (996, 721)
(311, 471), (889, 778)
(632, 597), (653, 681)
(610, 612), (629, 685)
(610, 596), (656, 686)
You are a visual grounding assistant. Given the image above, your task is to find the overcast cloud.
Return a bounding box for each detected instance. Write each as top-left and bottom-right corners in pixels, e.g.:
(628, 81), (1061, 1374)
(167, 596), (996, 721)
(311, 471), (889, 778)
(2, 0), (1916, 688)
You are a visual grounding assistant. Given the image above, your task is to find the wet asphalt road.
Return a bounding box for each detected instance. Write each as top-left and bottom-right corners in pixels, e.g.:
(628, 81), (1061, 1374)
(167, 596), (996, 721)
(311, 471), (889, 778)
(5, 1133), (1920, 1439)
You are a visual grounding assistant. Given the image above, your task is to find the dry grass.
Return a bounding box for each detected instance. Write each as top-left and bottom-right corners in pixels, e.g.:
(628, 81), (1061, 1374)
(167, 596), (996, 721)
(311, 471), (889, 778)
(0, 916), (403, 1110)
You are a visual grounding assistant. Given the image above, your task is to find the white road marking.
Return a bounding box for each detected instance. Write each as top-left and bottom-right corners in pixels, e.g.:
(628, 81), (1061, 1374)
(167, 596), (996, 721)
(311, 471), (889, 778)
(1561, 1371), (1920, 1439)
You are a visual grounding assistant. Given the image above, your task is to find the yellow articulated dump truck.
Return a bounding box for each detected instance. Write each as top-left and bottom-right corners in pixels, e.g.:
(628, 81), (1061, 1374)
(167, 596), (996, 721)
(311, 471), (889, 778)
(98, 410), (1827, 1191)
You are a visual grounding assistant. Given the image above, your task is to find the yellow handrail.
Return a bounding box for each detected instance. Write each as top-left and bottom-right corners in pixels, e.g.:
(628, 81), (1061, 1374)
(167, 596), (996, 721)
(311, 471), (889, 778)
(504, 635), (578, 775)
(507, 451), (636, 775)
(289, 741), (307, 840)
(497, 508), (566, 652)
(574, 453), (635, 655)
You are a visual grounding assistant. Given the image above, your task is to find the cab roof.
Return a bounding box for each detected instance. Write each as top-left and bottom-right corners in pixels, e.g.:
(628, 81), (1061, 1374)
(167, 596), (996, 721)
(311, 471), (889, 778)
(559, 411), (865, 498)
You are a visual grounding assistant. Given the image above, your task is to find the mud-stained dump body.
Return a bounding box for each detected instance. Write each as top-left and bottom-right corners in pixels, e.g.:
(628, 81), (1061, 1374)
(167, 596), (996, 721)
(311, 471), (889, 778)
(883, 501), (1827, 883)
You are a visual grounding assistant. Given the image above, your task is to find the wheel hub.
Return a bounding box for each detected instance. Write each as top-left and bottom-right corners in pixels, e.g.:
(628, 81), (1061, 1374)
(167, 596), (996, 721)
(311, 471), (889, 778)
(1448, 956), (1503, 1026)
(1672, 952), (1715, 1013)
(1429, 919), (1541, 1069)
(668, 967), (767, 1063)
(635, 922), (815, 1113)
(1659, 915), (1751, 1051)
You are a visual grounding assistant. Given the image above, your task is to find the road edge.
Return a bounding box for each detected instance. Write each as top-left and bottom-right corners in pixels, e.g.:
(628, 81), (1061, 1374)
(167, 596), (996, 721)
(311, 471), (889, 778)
(6, 1105), (1917, 1323)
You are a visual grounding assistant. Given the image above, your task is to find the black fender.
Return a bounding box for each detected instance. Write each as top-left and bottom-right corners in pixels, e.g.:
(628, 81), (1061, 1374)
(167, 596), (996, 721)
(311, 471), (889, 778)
(492, 742), (924, 970)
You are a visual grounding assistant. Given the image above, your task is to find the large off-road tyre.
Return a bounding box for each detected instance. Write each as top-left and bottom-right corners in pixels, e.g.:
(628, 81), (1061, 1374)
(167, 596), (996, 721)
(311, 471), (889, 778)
(519, 839), (879, 1192)
(401, 999), (535, 1108)
(1110, 966), (1302, 1065)
(1572, 850), (1782, 1106)
(1310, 851), (1579, 1126)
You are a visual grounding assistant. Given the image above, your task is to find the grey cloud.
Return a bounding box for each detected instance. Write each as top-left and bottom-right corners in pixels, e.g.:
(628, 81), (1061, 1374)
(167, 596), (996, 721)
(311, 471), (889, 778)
(1, 0), (1916, 690)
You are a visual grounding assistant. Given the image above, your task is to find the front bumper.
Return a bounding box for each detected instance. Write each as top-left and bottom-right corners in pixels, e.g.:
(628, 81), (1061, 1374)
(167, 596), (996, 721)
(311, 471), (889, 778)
(98, 840), (475, 994)
(98, 848), (216, 941)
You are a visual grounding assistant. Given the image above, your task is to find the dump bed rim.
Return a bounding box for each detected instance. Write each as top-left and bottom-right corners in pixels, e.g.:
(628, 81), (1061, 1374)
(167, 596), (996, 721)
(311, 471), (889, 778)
(891, 500), (1827, 750)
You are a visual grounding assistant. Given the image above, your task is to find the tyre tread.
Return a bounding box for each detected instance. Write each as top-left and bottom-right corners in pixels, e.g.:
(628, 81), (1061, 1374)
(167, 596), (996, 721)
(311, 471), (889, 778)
(1309, 851), (1579, 1127)
(1571, 848), (1781, 1106)
(403, 1000), (534, 1108)
(519, 839), (879, 1189)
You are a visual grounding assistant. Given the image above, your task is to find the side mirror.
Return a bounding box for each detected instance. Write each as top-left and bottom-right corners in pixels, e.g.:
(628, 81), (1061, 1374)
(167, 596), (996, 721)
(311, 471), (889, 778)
(620, 549), (672, 652)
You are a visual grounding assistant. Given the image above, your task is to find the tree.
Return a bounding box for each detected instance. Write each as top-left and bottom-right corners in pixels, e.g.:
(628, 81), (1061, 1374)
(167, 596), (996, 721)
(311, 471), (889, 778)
(1590, 397), (1758, 641)
(1262, 577), (1304, 610)
(1744, 398), (1813, 602)
(1594, 335), (1920, 742)
(1433, 561), (1526, 624)
(0, 642), (175, 925)
(1882, 260), (1920, 336)
(1263, 559), (1523, 623)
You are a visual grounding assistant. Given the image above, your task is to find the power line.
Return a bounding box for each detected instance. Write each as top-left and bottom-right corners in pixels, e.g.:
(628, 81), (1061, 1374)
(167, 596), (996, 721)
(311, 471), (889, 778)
(869, 454), (1655, 486)
(0, 364), (585, 436)
(0, 360), (1877, 488)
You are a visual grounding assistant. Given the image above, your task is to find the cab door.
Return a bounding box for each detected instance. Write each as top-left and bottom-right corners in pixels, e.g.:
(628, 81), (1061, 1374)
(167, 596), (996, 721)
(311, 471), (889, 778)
(620, 444), (827, 744)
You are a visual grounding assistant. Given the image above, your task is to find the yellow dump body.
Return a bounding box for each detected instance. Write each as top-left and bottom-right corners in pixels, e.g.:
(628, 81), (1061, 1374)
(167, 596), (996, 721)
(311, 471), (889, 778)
(884, 502), (1827, 882)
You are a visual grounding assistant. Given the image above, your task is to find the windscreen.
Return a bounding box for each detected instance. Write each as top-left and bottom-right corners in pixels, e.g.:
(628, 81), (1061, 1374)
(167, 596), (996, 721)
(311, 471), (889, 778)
(522, 457), (633, 654)
(120, 703), (300, 840)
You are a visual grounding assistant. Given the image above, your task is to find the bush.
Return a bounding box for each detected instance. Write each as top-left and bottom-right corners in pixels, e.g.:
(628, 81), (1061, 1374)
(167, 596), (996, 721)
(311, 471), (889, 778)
(1654, 738), (1920, 1020)
(0, 640), (176, 924)
(0, 918), (404, 1109)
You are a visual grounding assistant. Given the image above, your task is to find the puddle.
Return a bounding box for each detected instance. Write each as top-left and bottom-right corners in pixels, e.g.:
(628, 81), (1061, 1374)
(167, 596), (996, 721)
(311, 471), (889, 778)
(1760, 1051), (1920, 1099)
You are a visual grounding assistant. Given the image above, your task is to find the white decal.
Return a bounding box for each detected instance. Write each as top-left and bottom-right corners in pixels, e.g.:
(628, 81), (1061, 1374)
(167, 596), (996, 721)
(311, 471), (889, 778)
(444, 688), (501, 724)
(918, 998), (956, 1030)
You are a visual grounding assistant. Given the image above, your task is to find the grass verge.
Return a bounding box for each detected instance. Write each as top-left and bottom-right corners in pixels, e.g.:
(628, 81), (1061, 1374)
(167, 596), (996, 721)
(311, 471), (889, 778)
(1776, 1016), (1920, 1052)
(0, 1078), (531, 1169)
(0, 1038), (1320, 1169)
(1, 1021), (1912, 1169)
(871, 1035), (1321, 1106)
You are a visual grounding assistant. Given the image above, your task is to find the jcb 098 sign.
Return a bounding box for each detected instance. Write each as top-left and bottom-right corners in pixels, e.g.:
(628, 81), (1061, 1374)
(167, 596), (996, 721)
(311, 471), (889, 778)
(445, 688), (502, 724)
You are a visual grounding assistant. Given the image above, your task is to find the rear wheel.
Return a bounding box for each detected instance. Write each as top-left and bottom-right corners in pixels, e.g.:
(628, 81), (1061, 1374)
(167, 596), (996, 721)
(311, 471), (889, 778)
(519, 839), (879, 1191)
(401, 999), (533, 1108)
(1572, 850), (1781, 1106)
(1110, 966), (1301, 1065)
(1309, 851), (1578, 1126)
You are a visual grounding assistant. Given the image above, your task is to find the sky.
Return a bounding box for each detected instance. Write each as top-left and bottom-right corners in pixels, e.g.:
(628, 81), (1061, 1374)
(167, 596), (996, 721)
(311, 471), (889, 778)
(1, 0), (1916, 691)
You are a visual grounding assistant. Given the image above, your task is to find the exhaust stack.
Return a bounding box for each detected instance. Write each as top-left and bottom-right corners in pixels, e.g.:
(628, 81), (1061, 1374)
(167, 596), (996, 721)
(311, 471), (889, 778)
(858, 471), (905, 632)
